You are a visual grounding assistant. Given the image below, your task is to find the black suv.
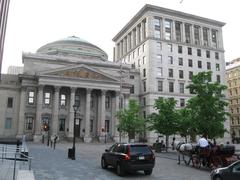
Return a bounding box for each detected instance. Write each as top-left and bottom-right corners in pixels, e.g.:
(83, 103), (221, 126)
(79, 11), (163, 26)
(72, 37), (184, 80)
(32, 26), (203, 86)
(101, 143), (155, 176)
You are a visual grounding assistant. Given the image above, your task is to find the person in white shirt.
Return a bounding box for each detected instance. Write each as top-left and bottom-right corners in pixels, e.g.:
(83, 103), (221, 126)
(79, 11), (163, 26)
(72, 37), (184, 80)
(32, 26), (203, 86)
(198, 136), (209, 148)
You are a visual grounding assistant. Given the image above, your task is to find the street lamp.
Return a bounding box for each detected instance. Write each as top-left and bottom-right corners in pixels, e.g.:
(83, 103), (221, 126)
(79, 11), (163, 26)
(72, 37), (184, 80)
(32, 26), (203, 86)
(68, 104), (79, 160)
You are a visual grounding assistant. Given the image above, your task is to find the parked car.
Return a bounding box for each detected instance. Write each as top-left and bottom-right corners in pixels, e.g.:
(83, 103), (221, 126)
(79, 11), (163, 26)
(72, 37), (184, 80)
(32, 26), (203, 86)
(101, 143), (155, 176)
(210, 160), (240, 180)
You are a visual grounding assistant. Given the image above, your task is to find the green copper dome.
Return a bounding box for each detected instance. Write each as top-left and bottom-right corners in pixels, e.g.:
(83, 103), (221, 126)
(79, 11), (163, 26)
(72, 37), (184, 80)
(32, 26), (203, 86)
(37, 36), (108, 61)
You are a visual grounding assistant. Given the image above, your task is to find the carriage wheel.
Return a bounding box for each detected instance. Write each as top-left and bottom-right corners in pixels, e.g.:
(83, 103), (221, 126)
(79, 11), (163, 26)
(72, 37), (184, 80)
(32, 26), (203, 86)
(210, 156), (223, 170)
(192, 155), (201, 168)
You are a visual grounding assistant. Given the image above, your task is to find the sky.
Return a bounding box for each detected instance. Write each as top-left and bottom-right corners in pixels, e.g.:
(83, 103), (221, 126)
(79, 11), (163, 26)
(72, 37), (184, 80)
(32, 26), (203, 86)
(2, 0), (240, 73)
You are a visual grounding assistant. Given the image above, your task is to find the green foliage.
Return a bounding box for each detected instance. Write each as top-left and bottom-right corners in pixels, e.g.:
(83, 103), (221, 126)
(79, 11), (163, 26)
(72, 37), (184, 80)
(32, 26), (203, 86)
(116, 99), (145, 140)
(147, 97), (178, 136)
(186, 71), (229, 139)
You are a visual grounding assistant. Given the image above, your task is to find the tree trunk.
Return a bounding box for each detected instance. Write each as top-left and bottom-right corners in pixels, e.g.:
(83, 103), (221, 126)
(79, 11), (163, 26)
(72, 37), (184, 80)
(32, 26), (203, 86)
(165, 135), (169, 149)
(128, 131), (135, 142)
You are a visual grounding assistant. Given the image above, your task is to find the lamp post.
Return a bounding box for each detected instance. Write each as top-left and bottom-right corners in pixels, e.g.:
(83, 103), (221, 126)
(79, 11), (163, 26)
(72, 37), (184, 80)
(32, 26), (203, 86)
(68, 104), (79, 160)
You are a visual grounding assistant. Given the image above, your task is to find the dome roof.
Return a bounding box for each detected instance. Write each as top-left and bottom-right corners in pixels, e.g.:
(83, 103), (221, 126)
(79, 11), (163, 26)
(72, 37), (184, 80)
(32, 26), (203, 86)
(37, 36), (108, 61)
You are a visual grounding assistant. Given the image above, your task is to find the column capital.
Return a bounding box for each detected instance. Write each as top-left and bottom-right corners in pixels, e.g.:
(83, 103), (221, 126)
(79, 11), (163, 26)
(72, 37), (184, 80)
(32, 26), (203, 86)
(54, 86), (61, 92)
(86, 88), (92, 94)
(70, 87), (76, 93)
(101, 90), (107, 95)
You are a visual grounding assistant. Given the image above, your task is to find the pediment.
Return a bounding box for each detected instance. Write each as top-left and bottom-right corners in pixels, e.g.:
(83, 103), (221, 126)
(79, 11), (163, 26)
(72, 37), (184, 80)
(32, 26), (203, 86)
(41, 65), (119, 82)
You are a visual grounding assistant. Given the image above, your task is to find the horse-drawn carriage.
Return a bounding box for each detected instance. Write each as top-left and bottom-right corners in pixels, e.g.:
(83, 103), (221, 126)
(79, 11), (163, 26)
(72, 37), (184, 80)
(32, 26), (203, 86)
(177, 142), (239, 170)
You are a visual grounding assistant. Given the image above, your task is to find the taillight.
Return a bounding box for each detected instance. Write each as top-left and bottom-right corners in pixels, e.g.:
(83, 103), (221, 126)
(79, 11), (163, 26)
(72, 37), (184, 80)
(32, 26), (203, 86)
(124, 145), (131, 160)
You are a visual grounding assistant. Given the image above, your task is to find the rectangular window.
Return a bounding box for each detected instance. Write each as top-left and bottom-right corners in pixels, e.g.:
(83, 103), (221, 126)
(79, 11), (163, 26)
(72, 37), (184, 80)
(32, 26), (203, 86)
(143, 81), (146, 92)
(197, 49), (201, 57)
(217, 75), (221, 83)
(130, 75), (134, 79)
(215, 52), (219, 59)
(143, 68), (146, 77)
(188, 59), (193, 67)
(44, 92), (51, 105)
(142, 44), (145, 52)
(138, 59), (140, 67)
(105, 120), (110, 133)
(189, 71), (193, 80)
(5, 118), (12, 129)
(156, 42), (162, 51)
(194, 26), (200, 45)
(216, 64), (220, 71)
(178, 46), (182, 54)
(180, 99), (185, 107)
(59, 118), (64, 131)
(169, 82), (174, 92)
(212, 29), (217, 48)
(179, 58), (183, 66)
(28, 91), (34, 104)
(158, 81), (163, 92)
(157, 67), (163, 76)
(188, 47), (192, 55)
(206, 50), (210, 58)
(198, 61), (202, 68)
(137, 47), (140, 55)
(105, 96), (111, 109)
(169, 69), (173, 77)
(175, 21), (181, 42)
(154, 17), (161, 39)
(143, 56), (146, 64)
(168, 44), (172, 52)
(75, 95), (80, 107)
(157, 54), (162, 63)
(130, 85), (134, 94)
(165, 19), (172, 40)
(26, 117), (33, 130)
(168, 56), (173, 64)
(7, 97), (13, 108)
(207, 62), (211, 70)
(179, 70), (184, 79)
(179, 83), (184, 93)
(60, 94), (66, 106)
(185, 24), (191, 43)
(203, 27), (209, 46)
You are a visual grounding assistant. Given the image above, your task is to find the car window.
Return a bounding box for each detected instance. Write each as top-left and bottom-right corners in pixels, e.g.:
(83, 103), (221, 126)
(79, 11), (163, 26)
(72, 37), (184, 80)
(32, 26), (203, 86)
(130, 145), (151, 155)
(109, 144), (117, 152)
(232, 163), (240, 173)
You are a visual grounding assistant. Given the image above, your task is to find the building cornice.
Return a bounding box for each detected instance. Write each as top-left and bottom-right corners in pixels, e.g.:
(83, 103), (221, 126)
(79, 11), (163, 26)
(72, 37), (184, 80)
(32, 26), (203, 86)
(113, 4), (225, 41)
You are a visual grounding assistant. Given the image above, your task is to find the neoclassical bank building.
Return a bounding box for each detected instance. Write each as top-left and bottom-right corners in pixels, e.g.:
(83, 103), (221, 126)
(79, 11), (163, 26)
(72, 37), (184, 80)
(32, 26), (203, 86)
(0, 36), (139, 142)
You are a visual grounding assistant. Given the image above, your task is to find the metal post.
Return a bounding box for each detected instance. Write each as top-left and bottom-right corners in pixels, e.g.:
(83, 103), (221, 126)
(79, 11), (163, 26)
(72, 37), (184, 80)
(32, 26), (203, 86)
(29, 158), (31, 170)
(13, 153), (17, 180)
(72, 108), (76, 160)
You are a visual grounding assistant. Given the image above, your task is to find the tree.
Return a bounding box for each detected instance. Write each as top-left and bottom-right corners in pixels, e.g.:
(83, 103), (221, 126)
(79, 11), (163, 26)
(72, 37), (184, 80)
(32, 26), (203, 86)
(176, 108), (196, 142)
(147, 97), (178, 147)
(186, 71), (229, 139)
(116, 99), (145, 141)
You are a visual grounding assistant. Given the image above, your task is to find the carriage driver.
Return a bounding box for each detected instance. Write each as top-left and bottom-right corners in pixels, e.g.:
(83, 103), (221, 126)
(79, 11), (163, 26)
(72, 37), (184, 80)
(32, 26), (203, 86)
(198, 135), (209, 149)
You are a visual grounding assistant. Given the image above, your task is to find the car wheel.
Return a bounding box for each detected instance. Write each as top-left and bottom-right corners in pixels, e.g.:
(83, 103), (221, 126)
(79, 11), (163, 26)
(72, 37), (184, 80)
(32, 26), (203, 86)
(144, 169), (153, 175)
(213, 176), (222, 180)
(101, 158), (108, 169)
(116, 163), (125, 176)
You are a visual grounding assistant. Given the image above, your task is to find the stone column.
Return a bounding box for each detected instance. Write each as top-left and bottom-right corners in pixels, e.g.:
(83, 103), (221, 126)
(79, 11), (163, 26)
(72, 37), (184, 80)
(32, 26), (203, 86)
(113, 91), (120, 142)
(190, 24), (194, 44)
(141, 20), (146, 40)
(181, 22), (185, 43)
(146, 16), (152, 38)
(33, 85), (43, 142)
(208, 28), (212, 47)
(172, 20), (176, 41)
(16, 86), (26, 139)
(84, 88), (92, 143)
(68, 87), (76, 138)
(52, 86), (60, 135)
(199, 26), (203, 46)
(99, 90), (106, 142)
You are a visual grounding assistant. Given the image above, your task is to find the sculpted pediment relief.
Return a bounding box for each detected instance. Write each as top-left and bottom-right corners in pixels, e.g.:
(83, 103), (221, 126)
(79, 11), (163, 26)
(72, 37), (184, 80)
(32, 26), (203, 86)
(48, 67), (117, 81)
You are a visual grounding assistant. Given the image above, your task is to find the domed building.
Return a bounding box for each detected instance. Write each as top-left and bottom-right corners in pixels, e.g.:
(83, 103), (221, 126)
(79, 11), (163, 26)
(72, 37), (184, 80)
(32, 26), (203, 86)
(0, 36), (140, 142)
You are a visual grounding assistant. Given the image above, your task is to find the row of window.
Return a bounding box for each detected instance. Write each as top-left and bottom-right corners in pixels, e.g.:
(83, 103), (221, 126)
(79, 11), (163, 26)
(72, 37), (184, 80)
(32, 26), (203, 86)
(142, 97), (185, 107)
(154, 17), (219, 48)
(231, 117), (240, 126)
(156, 42), (219, 59)
(122, 43), (145, 64)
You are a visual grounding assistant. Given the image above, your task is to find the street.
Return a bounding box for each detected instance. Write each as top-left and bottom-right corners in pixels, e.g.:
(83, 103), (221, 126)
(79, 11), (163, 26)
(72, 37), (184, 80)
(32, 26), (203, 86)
(29, 142), (210, 180)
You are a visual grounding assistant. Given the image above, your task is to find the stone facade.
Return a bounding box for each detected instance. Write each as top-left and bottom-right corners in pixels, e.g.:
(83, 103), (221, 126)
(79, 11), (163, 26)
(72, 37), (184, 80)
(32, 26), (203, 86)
(113, 4), (229, 142)
(0, 36), (140, 142)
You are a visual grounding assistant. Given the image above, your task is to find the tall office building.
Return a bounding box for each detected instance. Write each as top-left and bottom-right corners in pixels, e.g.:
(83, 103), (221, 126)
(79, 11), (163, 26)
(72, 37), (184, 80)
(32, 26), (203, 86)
(113, 4), (228, 141)
(226, 58), (240, 140)
(0, 0), (11, 73)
